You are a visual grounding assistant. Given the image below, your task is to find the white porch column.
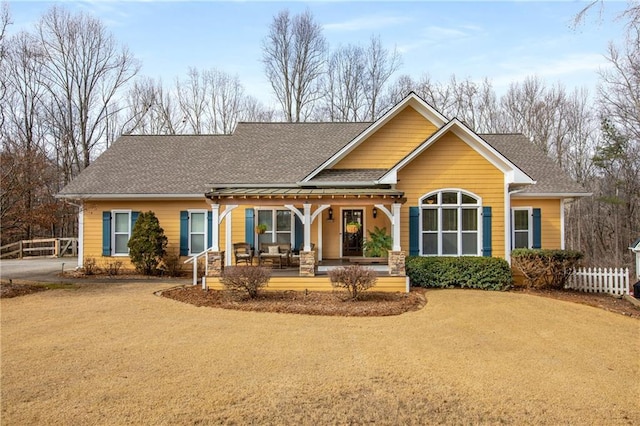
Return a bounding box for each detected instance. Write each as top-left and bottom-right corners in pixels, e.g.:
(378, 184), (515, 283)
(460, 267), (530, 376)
(303, 203), (312, 251)
(391, 203), (402, 251)
(77, 203), (84, 268)
(225, 209), (232, 266)
(210, 204), (220, 251)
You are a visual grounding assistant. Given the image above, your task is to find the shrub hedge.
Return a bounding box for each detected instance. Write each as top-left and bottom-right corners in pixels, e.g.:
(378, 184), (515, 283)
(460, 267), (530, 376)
(406, 256), (512, 291)
(511, 249), (583, 289)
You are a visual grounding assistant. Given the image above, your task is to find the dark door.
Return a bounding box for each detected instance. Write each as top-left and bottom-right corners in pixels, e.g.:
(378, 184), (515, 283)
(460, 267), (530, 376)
(342, 209), (363, 257)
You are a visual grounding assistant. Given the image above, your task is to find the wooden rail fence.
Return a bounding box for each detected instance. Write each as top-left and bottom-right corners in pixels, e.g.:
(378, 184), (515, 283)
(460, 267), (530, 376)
(567, 267), (630, 296)
(0, 238), (78, 259)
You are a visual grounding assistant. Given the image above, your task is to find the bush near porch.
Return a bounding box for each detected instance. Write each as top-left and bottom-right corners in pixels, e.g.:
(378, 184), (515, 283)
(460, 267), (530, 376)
(406, 256), (512, 290)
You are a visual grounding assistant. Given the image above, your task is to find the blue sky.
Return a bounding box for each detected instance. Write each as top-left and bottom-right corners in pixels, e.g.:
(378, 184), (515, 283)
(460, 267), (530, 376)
(8, 1), (628, 107)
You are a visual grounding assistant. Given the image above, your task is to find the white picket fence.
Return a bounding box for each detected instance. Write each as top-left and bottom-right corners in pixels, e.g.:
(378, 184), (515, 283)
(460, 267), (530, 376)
(567, 267), (630, 296)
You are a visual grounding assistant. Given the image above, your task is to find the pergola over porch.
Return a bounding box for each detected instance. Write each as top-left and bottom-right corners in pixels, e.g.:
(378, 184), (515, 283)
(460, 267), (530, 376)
(203, 186), (407, 277)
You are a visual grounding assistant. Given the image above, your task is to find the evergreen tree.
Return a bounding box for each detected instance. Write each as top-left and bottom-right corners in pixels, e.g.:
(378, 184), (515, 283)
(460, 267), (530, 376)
(128, 211), (167, 275)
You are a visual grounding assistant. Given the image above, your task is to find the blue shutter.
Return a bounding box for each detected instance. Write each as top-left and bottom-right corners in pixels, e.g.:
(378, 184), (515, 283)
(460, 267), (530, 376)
(294, 214), (303, 251)
(482, 206), (492, 257)
(131, 211), (140, 231)
(409, 207), (419, 256)
(245, 208), (255, 250)
(180, 211), (189, 256)
(532, 208), (542, 249)
(207, 211), (213, 249)
(102, 212), (112, 256)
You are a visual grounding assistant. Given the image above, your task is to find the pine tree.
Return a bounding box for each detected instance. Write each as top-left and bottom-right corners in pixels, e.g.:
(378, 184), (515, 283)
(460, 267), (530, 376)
(128, 211), (168, 275)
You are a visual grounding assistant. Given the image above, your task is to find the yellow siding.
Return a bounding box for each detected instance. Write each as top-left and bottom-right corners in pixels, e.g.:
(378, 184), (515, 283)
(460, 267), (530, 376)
(334, 106), (438, 169)
(205, 275), (407, 293)
(397, 132), (506, 258)
(511, 198), (562, 249)
(84, 200), (213, 270)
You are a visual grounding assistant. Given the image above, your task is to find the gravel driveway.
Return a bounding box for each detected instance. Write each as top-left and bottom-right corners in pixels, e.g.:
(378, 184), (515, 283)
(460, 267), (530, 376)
(1, 283), (638, 424)
(0, 257), (78, 281)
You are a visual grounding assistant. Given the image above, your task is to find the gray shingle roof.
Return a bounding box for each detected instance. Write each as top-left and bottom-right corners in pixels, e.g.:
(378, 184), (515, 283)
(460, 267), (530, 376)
(481, 134), (589, 194)
(58, 122), (370, 196)
(58, 123), (586, 198)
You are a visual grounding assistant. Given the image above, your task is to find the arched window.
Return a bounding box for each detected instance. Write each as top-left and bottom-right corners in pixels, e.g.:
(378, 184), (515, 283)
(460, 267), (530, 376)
(420, 190), (481, 256)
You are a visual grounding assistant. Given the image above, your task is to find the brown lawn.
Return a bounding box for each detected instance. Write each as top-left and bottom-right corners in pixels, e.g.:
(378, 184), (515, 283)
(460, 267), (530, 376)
(1, 281), (639, 425)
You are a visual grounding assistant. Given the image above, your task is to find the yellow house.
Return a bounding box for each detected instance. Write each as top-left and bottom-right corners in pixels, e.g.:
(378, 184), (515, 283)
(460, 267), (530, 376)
(58, 93), (589, 291)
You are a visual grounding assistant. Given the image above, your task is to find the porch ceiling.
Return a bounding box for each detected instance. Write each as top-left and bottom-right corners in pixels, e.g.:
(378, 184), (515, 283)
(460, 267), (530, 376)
(205, 187), (406, 205)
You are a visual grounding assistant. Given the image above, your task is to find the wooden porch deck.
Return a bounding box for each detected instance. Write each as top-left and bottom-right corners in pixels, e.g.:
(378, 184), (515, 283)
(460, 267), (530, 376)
(208, 259), (409, 293)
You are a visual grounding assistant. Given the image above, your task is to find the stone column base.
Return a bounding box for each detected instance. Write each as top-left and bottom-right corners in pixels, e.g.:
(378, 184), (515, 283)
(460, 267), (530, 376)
(388, 251), (406, 276)
(299, 250), (316, 277)
(207, 251), (224, 277)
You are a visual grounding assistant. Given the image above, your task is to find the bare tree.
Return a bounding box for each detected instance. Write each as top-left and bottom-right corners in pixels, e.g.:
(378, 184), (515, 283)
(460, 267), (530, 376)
(262, 9), (326, 122)
(0, 2), (13, 129)
(323, 44), (367, 121)
(364, 35), (401, 120)
(203, 69), (244, 134)
(240, 95), (277, 122)
(35, 5), (140, 180)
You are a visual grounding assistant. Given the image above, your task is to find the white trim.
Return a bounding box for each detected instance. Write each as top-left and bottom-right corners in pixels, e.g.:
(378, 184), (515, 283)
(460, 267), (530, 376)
(512, 207), (533, 250)
(419, 189), (482, 256)
(57, 193), (205, 200)
(505, 182), (511, 262)
(187, 209), (208, 256)
(511, 192), (592, 198)
(379, 119), (535, 185)
(255, 208), (295, 246)
(111, 210), (132, 256)
(77, 203), (84, 268)
(340, 207), (366, 258)
(560, 199), (566, 250)
(302, 93), (448, 182)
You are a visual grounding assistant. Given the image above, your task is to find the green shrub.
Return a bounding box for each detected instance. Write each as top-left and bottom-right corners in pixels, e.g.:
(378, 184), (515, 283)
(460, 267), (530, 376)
(128, 211), (168, 275)
(328, 264), (378, 300)
(511, 249), (583, 289)
(362, 226), (392, 257)
(406, 256), (512, 291)
(221, 266), (271, 298)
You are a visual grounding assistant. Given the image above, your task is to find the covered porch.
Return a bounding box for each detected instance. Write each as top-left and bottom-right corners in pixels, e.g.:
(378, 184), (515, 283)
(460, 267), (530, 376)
(202, 187), (408, 279)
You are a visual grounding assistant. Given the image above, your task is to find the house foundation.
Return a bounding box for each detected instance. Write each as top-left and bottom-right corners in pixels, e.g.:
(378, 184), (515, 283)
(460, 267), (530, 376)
(388, 251), (406, 276)
(299, 250), (316, 277)
(207, 251), (224, 277)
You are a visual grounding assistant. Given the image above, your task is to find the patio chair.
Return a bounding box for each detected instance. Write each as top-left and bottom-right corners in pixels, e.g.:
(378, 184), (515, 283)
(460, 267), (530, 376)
(233, 242), (253, 266)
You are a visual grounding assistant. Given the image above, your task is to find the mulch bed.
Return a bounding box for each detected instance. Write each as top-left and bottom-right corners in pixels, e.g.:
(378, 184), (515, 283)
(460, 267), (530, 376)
(512, 287), (640, 318)
(161, 286), (427, 317)
(0, 282), (47, 298)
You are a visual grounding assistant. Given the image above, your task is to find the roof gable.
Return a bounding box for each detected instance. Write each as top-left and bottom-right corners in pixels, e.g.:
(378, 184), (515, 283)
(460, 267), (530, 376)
(379, 118), (535, 185)
(302, 92), (447, 182)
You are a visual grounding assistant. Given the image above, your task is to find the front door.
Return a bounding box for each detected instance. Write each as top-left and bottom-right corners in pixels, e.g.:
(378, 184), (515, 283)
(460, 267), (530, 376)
(342, 209), (363, 257)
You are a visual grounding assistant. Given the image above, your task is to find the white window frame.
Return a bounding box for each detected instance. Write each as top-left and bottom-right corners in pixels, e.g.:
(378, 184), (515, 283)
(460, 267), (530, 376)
(512, 207), (533, 249)
(188, 209), (208, 255)
(112, 210), (132, 256)
(256, 208), (294, 245)
(419, 189), (482, 256)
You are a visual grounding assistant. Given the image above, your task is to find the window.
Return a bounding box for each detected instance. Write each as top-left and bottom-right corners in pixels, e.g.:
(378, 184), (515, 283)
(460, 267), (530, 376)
(512, 208), (532, 249)
(112, 211), (131, 256)
(257, 209), (292, 248)
(420, 190), (481, 256)
(189, 210), (207, 255)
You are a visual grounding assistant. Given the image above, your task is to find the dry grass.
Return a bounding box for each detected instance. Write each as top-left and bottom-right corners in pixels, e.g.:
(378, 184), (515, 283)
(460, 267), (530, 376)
(2, 282), (639, 425)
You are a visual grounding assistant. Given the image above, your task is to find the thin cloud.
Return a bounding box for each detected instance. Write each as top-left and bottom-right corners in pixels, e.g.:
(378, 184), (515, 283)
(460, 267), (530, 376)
(323, 15), (412, 32)
(398, 24), (481, 53)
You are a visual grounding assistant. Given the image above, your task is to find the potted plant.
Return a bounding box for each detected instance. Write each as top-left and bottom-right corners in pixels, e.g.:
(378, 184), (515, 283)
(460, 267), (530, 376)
(362, 226), (392, 257)
(345, 221), (361, 234)
(255, 223), (267, 234)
